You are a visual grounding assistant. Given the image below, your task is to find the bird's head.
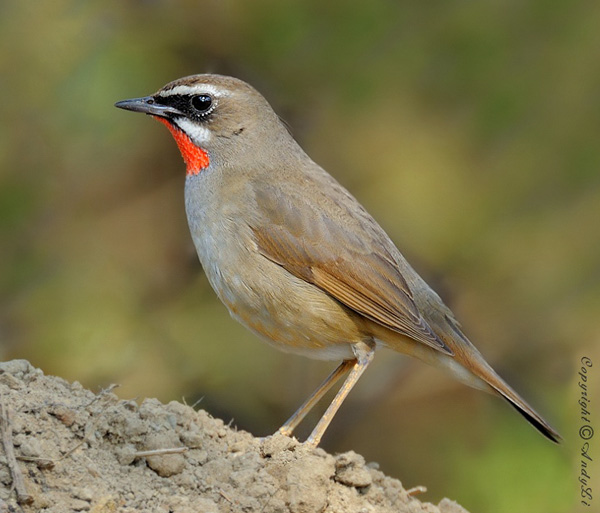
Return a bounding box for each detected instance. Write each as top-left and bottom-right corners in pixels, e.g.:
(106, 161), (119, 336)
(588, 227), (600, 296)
(115, 74), (292, 176)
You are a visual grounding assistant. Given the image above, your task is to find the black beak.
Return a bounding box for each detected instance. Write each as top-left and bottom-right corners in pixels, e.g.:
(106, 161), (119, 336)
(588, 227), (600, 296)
(114, 96), (182, 117)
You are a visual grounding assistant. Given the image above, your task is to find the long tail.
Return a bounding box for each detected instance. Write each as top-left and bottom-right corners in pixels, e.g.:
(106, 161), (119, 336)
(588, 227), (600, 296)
(448, 346), (561, 443)
(371, 311), (562, 442)
(377, 324), (562, 443)
(480, 362), (561, 443)
(432, 313), (562, 443)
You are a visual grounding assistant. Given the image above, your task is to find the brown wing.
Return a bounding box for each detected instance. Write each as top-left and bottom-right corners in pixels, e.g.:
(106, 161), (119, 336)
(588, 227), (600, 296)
(249, 181), (452, 355)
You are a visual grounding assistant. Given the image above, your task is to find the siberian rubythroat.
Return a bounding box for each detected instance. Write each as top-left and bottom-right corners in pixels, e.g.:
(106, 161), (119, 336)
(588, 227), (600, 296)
(116, 74), (560, 446)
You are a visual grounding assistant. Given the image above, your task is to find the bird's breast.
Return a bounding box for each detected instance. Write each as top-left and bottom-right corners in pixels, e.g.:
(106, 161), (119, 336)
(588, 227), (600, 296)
(183, 174), (363, 360)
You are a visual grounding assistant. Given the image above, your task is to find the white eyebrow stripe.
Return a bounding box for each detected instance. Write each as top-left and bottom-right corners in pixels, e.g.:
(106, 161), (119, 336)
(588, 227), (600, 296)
(174, 117), (212, 145)
(159, 84), (228, 98)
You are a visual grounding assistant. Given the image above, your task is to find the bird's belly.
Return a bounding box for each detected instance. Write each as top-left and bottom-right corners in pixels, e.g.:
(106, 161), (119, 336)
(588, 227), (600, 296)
(199, 246), (360, 360)
(231, 306), (357, 361)
(216, 259), (362, 360)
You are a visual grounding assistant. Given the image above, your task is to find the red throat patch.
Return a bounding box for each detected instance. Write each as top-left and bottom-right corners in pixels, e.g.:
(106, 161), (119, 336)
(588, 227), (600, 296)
(153, 116), (209, 176)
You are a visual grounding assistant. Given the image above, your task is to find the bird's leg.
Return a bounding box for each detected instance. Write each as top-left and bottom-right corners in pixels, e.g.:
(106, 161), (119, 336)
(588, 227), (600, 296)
(306, 342), (375, 446)
(278, 359), (355, 437)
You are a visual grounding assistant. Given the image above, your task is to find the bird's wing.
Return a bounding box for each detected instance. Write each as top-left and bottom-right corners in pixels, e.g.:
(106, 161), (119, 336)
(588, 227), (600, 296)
(249, 181), (453, 355)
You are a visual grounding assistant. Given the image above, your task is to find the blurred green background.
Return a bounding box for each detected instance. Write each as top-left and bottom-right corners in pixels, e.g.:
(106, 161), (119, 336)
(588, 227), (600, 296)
(1, 0), (598, 511)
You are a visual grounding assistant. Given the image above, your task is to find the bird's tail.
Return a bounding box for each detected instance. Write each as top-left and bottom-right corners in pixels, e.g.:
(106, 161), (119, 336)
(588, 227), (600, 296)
(373, 321), (561, 442)
(467, 353), (562, 443)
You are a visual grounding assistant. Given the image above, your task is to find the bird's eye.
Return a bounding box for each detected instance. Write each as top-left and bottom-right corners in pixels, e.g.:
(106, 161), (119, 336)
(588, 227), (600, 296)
(191, 94), (213, 113)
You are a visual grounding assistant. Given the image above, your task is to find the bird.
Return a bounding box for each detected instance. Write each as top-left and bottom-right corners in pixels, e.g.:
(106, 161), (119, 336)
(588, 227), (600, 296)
(115, 74), (561, 446)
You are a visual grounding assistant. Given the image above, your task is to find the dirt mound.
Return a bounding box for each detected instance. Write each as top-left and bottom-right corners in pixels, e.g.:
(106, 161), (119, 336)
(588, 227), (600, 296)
(0, 360), (468, 512)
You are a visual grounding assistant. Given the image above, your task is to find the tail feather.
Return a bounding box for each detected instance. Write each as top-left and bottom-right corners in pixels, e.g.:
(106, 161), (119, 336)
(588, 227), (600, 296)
(432, 331), (561, 443)
(372, 318), (562, 442)
(488, 377), (562, 443)
(435, 314), (562, 443)
(468, 353), (562, 443)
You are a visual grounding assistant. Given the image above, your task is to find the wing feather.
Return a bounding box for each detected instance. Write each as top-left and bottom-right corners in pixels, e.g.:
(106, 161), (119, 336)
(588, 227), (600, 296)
(249, 181), (452, 355)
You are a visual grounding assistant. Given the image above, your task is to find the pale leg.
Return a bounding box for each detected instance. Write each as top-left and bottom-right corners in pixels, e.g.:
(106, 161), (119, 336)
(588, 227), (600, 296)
(278, 359), (355, 437)
(306, 343), (375, 446)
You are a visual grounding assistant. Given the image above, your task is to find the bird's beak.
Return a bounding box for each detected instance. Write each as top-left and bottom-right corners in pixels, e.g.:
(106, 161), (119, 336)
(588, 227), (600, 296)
(114, 96), (182, 117)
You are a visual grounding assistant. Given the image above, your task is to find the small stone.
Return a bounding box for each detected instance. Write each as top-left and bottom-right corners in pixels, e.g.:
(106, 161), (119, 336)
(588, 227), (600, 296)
(0, 360), (34, 378)
(19, 437), (43, 458)
(0, 372), (23, 390)
(121, 416), (148, 438)
(139, 398), (163, 419)
(187, 449), (208, 466)
(12, 434), (43, 458)
(35, 492), (53, 509)
(143, 432), (185, 477)
(74, 487), (94, 502)
(0, 466), (11, 485)
(260, 433), (298, 457)
(180, 431), (202, 448)
(335, 451), (373, 488)
(167, 496), (219, 513)
(71, 381), (84, 392)
(229, 441), (244, 453)
(336, 465), (373, 488)
(70, 498), (91, 511)
(166, 400), (194, 422)
(50, 405), (77, 427)
(89, 496), (119, 513)
(439, 498), (470, 513)
(174, 471), (196, 488)
(114, 445), (137, 466)
(122, 400), (138, 412)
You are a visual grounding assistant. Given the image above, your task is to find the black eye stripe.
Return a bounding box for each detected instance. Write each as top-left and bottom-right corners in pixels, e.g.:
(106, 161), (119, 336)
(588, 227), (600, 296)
(154, 94), (188, 110)
(154, 94), (214, 120)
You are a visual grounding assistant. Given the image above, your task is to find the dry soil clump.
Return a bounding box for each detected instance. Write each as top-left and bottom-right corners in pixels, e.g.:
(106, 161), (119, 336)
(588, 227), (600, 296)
(0, 360), (469, 513)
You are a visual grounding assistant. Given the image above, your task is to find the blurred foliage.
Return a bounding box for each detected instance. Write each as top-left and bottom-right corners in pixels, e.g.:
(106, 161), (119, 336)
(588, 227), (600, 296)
(1, 0), (599, 511)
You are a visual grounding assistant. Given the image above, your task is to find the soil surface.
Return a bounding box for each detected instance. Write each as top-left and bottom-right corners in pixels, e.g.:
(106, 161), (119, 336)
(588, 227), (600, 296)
(0, 360), (469, 513)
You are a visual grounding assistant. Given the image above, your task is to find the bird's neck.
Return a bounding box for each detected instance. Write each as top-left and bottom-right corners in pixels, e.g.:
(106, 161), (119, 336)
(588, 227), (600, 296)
(153, 117), (210, 176)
